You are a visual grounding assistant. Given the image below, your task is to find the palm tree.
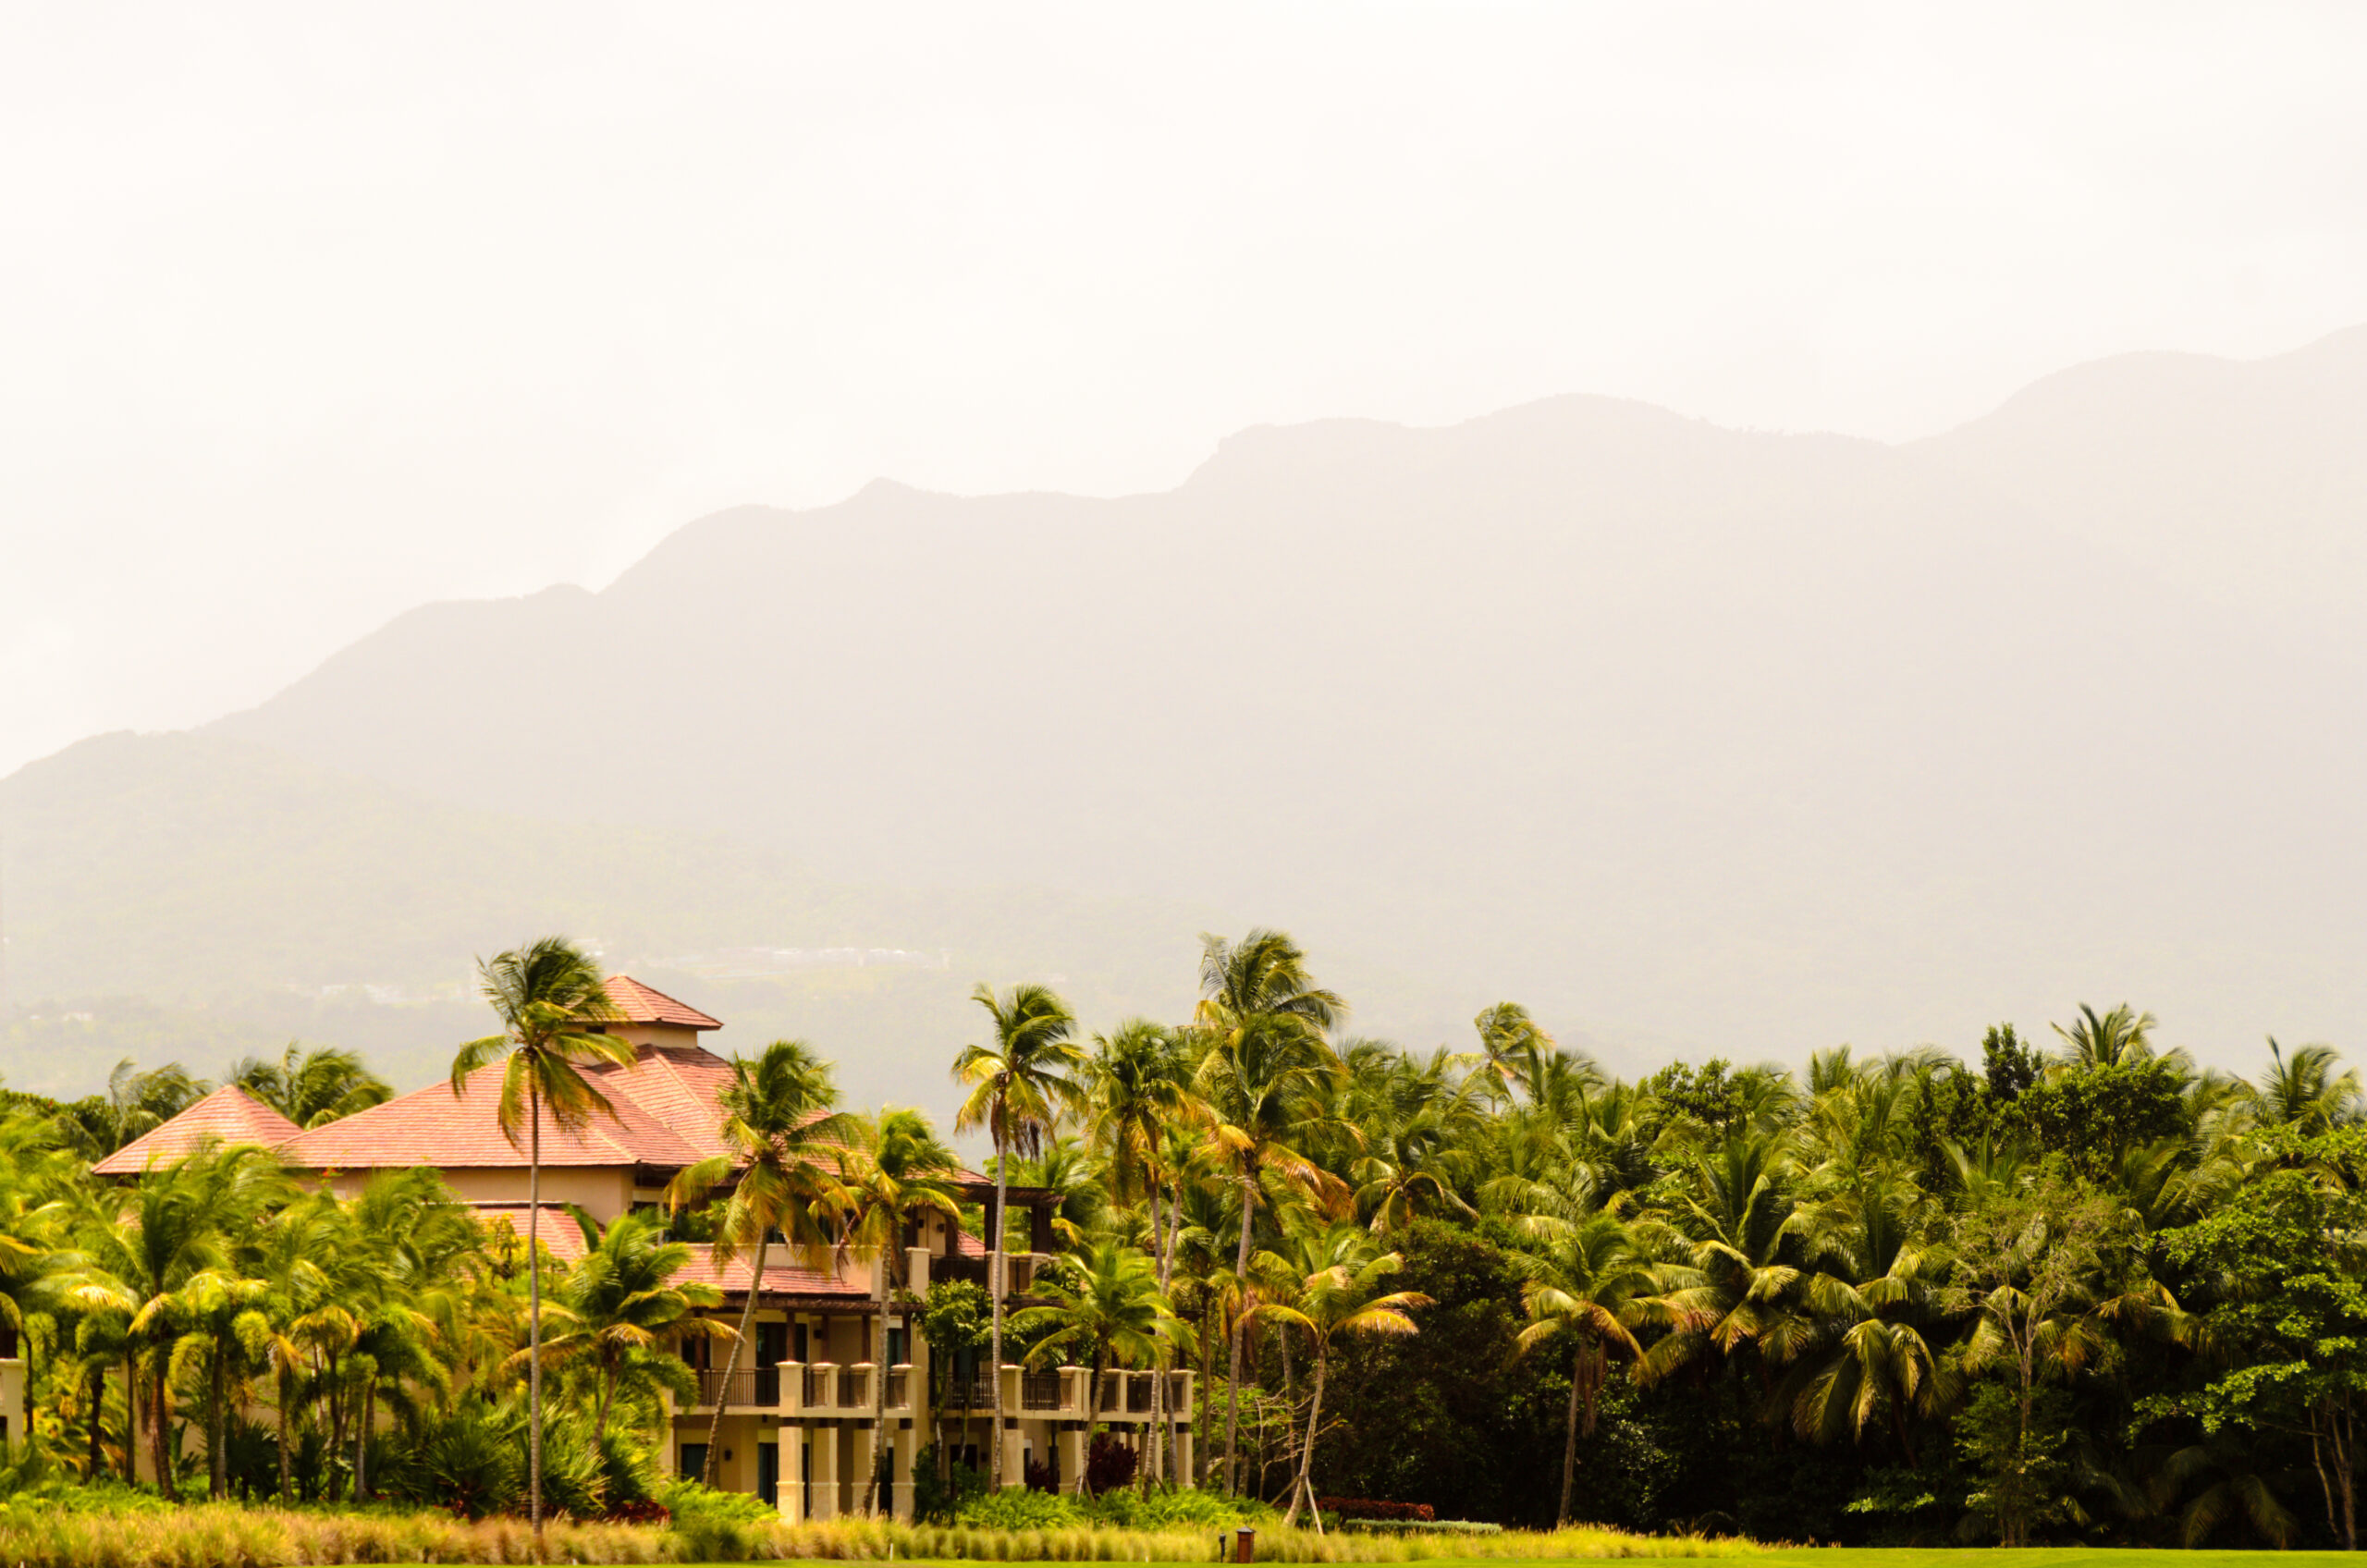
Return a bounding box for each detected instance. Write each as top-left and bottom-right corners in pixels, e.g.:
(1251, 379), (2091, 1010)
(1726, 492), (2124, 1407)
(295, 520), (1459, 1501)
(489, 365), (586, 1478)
(1499, 1188), (1653, 1526)
(1008, 1241), (1175, 1497)
(1192, 929), (1346, 1495)
(447, 936), (635, 1537)
(667, 1037), (855, 1488)
(70, 1060), (210, 1158)
(833, 1108), (963, 1514)
(536, 1211), (725, 1445)
(1084, 1020), (1199, 1486)
(0, 1112), (75, 1447)
(2052, 1002), (2161, 1069)
(2256, 1038), (2360, 1133)
(1246, 1221), (1429, 1529)
(228, 1043), (394, 1128)
(74, 1141), (286, 1500)
(249, 1192), (340, 1499)
(952, 981), (1086, 1489)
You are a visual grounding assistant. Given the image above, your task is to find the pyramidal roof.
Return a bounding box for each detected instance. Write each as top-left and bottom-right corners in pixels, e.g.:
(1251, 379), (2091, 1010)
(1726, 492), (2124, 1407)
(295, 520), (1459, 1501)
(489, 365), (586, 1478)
(602, 975), (722, 1030)
(91, 1085), (305, 1176)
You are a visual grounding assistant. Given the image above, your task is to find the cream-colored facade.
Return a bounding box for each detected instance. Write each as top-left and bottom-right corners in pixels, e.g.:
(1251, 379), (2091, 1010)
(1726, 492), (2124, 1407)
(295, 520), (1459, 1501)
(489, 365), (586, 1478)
(664, 1244), (1196, 1519)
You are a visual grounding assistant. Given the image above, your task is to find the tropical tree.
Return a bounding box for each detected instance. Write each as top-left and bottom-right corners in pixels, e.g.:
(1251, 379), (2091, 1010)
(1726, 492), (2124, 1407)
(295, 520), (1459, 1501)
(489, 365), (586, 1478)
(1505, 1208), (1652, 1527)
(228, 1044), (393, 1128)
(537, 1212), (725, 1445)
(1245, 1221), (1429, 1529)
(952, 981), (1086, 1489)
(1190, 929), (1345, 1495)
(2053, 1003), (2162, 1070)
(73, 1141), (287, 1501)
(2255, 1038), (2360, 1133)
(833, 1108), (963, 1514)
(667, 1037), (855, 1488)
(447, 936), (635, 1537)
(1008, 1241), (1175, 1496)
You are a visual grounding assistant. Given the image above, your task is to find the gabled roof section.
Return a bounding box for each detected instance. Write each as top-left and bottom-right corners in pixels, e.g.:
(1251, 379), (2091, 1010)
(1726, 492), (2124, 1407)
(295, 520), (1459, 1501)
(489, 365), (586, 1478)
(602, 975), (722, 1031)
(276, 1061), (705, 1171)
(91, 1086), (305, 1176)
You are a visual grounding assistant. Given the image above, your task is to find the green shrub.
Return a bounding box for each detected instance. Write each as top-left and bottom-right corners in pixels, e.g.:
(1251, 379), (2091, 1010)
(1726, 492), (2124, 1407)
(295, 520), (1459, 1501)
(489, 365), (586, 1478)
(1085, 1484), (1275, 1530)
(955, 1486), (1086, 1531)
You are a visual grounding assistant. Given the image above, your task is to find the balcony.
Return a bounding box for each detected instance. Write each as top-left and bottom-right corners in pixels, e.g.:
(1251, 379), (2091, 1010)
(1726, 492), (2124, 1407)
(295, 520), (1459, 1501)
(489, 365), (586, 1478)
(1021, 1370), (1067, 1412)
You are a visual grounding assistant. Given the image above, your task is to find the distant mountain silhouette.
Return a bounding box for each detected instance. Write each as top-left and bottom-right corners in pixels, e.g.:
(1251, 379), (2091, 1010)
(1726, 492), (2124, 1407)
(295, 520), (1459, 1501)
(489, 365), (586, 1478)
(6, 328), (2362, 1089)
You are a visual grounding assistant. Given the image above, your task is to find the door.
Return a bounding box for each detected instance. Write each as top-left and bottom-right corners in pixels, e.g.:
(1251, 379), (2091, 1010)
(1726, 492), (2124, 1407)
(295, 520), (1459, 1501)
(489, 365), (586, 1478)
(757, 1442), (779, 1508)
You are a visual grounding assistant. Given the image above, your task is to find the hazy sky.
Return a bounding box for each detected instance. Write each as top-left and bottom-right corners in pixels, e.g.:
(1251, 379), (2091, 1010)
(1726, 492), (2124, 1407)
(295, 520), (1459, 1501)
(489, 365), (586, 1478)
(5, 2), (2363, 782)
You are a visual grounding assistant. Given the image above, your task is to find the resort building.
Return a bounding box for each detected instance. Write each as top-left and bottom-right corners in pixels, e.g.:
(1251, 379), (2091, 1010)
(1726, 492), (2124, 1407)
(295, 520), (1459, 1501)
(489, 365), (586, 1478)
(92, 976), (1195, 1516)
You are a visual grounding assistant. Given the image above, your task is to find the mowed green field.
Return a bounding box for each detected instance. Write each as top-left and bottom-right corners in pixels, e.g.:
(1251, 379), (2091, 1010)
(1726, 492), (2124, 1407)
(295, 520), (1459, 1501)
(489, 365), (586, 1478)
(729, 1560), (2324, 1568)
(1742, 1554), (2330, 1568)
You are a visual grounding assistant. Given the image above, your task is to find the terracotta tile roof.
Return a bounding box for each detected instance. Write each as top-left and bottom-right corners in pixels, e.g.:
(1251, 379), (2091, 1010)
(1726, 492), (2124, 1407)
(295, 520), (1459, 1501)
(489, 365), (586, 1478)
(602, 975), (722, 1031)
(92, 1086), (305, 1176)
(276, 1061), (705, 1170)
(583, 1044), (742, 1164)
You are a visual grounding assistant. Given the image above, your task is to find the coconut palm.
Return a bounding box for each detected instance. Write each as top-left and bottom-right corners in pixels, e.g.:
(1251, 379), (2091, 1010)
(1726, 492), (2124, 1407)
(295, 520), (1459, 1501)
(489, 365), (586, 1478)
(73, 1141), (286, 1501)
(953, 981), (1087, 1488)
(1245, 1221), (1429, 1529)
(668, 1037), (855, 1488)
(228, 1043), (393, 1129)
(536, 1212), (725, 1446)
(1493, 1151), (1655, 1527)
(2052, 1003), (2161, 1070)
(1191, 929), (1345, 1495)
(447, 936), (636, 1535)
(2256, 1038), (2360, 1133)
(1008, 1241), (1175, 1496)
(833, 1107), (964, 1514)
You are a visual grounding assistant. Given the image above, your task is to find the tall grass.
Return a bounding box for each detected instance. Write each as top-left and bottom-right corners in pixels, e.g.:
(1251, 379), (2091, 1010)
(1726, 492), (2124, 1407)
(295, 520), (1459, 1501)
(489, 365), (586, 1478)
(0, 1503), (1758, 1566)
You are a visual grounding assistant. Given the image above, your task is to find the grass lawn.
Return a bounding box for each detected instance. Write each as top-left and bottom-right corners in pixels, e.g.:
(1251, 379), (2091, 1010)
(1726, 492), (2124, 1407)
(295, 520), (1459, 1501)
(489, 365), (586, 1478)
(1748, 1555), (2338, 1568)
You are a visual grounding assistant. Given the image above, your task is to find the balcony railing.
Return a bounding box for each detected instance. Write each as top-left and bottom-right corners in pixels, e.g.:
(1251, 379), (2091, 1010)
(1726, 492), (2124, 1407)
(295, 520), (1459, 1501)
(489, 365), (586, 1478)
(837, 1366), (868, 1408)
(1127, 1374), (1153, 1414)
(886, 1367), (908, 1409)
(803, 1365), (831, 1408)
(1022, 1370), (1066, 1412)
(696, 1366), (757, 1408)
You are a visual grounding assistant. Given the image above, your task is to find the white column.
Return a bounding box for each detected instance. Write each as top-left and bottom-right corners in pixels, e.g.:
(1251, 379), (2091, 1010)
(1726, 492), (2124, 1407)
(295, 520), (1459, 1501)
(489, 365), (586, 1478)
(809, 1423), (840, 1520)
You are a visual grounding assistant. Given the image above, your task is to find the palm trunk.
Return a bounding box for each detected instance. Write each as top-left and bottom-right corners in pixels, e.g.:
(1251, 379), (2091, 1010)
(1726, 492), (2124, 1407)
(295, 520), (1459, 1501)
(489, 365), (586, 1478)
(1196, 1296), (1213, 1487)
(705, 1228), (768, 1485)
(528, 1084), (544, 1547)
(357, 1378), (376, 1501)
(88, 1362), (106, 1480)
(1158, 1181), (1185, 1486)
(326, 1356), (347, 1501)
(989, 1133), (1009, 1489)
(1082, 1346), (1107, 1498)
(1282, 1351), (1327, 1533)
(210, 1341), (227, 1499)
(1224, 1170), (1254, 1494)
(595, 1368), (615, 1449)
(867, 1252), (894, 1516)
(152, 1354), (176, 1501)
(1557, 1341), (1582, 1529)
(276, 1363), (293, 1501)
(1143, 1185), (1164, 1493)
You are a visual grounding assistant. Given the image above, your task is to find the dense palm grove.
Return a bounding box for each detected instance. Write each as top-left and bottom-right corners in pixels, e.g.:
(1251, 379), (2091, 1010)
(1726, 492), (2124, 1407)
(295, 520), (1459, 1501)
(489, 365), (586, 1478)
(5, 928), (2367, 1551)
